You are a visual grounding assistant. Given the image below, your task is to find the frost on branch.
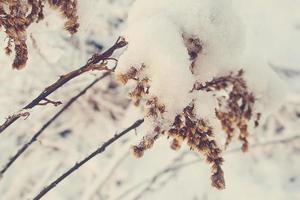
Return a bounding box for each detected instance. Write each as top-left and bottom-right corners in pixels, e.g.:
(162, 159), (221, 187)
(116, 0), (287, 190)
(0, 0), (79, 69)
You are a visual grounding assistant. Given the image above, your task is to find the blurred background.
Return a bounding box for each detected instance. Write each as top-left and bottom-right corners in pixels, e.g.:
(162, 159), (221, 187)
(0, 0), (299, 199)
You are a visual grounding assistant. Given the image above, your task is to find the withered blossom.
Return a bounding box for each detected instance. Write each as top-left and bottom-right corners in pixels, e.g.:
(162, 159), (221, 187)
(193, 70), (259, 152)
(0, 0), (79, 69)
(118, 63), (260, 190)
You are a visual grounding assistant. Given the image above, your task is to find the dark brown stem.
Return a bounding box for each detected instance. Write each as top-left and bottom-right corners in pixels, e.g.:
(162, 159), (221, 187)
(0, 72), (111, 177)
(32, 119), (144, 200)
(37, 98), (62, 106)
(0, 37), (127, 135)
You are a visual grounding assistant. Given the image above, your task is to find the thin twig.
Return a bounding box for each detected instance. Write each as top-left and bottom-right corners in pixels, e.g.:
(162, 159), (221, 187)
(32, 119), (144, 200)
(82, 152), (129, 200)
(130, 153), (192, 200)
(0, 37), (127, 135)
(0, 73), (111, 177)
(112, 152), (189, 200)
(124, 135), (300, 200)
(96, 155), (129, 197)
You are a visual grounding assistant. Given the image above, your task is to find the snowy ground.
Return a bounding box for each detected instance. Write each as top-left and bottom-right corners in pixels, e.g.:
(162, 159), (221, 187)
(0, 0), (299, 200)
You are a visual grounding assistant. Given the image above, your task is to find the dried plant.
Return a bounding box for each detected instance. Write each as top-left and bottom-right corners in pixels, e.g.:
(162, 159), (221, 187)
(0, 0), (79, 69)
(192, 70), (260, 152)
(118, 65), (260, 189)
(183, 34), (203, 73)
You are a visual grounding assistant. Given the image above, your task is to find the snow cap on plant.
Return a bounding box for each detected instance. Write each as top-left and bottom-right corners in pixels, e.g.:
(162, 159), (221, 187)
(116, 0), (288, 190)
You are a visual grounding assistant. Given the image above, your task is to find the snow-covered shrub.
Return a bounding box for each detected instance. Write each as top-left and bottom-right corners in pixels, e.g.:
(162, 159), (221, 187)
(0, 0), (79, 69)
(116, 0), (288, 189)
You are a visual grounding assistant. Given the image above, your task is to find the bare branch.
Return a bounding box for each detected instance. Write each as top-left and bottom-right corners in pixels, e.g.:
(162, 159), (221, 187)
(113, 152), (189, 200)
(84, 152), (129, 199)
(0, 73), (111, 177)
(0, 37), (127, 135)
(32, 119), (144, 200)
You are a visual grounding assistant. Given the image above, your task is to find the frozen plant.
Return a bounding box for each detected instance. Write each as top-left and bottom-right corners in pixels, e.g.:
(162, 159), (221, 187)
(0, 0), (79, 69)
(116, 0), (288, 189)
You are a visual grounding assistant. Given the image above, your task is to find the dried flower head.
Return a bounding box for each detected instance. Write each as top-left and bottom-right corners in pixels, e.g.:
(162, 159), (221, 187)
(117, 64), (261, 190)
(193, 70), (259, 152)
(0, 0), (79, 69)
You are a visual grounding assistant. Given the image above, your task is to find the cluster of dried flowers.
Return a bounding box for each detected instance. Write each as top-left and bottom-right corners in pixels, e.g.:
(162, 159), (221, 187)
(0, 0), (79, 69)
(117, 39), (260, 189)
(192, 69), (261, 152)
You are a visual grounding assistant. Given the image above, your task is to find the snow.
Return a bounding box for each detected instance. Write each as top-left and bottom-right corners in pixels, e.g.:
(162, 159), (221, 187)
(0, 0), (299, 200)
(117, 0), (288, 137)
